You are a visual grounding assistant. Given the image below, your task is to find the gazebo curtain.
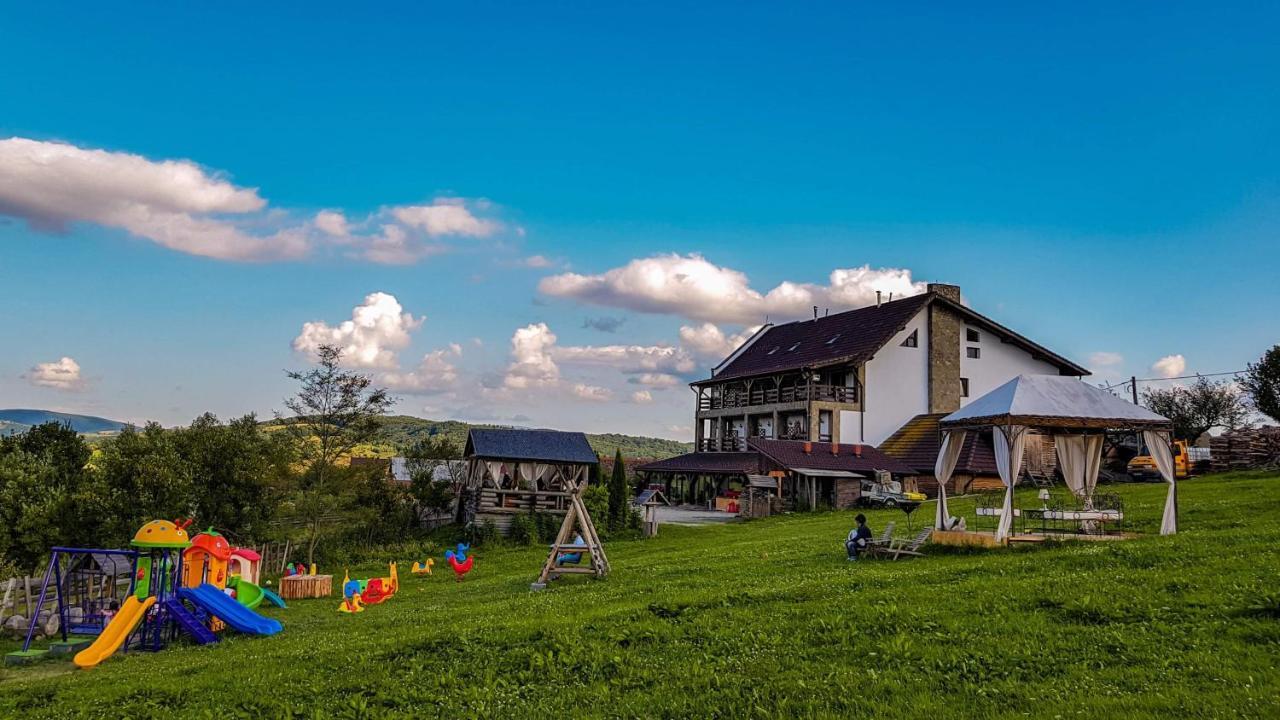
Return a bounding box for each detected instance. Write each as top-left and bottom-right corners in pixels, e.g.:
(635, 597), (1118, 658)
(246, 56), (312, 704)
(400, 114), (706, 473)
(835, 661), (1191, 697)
(992, 425), (1028, 541)
(1143, 429), (1179, 535)
(1054, 434), (1104, 507)
(934, 430), (967, 530)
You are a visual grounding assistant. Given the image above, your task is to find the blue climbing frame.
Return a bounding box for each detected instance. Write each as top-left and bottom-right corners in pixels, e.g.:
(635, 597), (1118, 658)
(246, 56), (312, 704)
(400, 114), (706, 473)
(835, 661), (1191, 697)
(21, 547), (140, 653)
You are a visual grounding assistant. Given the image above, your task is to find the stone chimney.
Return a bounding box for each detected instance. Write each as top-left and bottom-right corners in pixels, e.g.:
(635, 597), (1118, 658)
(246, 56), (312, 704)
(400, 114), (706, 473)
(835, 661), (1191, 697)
(927, 283), (962, 413)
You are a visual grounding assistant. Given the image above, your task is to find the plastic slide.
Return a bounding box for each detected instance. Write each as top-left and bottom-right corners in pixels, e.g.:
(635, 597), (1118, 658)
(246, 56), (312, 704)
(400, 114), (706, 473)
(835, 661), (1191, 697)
(227, 576), (265, 609)
(179, 584), (282, 636)
(73, 596), (156, 668)
(162, 597), (217, 645)
(259, 586), (287, 609)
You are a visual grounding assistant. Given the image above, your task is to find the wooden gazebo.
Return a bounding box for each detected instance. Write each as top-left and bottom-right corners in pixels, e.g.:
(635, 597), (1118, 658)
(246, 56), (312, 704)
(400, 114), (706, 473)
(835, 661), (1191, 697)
(461, 428), (599, 533)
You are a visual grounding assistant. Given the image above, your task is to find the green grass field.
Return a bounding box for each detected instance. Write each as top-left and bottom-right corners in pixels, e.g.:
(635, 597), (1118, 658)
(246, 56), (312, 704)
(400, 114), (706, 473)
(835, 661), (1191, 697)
(3, 472), (1278, 719)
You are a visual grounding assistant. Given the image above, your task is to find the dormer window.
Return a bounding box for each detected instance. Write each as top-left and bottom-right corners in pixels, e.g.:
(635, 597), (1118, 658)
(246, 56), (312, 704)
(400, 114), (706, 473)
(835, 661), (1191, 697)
(788, 342), (801, 351)
(900, 329), (918, 348)
(826, 334), (841, 345)
(766, 346), (779, 355)
(967, 328), (980, 343)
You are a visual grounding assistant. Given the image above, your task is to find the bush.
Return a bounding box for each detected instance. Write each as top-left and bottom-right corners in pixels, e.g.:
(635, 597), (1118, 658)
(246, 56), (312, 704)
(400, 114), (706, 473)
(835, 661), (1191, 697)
(534, 511), (560, 543)
(508, 513), (537, 546)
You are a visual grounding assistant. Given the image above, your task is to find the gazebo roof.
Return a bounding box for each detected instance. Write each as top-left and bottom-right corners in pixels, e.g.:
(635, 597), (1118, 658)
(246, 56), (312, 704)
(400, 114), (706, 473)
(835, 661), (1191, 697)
(940, 374), (1171, 431)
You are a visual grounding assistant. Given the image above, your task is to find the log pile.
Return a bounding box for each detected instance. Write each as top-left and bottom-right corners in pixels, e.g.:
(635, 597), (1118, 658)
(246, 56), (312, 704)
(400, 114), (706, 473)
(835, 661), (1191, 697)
(1209, 427), (1280, 472)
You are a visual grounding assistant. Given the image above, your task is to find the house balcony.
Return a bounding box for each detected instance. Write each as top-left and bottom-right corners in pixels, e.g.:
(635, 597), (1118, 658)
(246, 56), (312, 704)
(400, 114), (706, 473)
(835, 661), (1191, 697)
(698, 383), (858, 411)
(698, 428), (833, 452)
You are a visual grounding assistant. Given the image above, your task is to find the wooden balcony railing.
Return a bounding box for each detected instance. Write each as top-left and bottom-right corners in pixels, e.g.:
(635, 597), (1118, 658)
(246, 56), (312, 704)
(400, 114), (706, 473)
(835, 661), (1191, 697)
(698, 383), (858, 411)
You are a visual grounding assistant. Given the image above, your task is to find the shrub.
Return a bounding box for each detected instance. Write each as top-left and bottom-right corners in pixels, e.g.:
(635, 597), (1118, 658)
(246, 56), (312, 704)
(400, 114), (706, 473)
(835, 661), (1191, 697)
(509, 513), (537, 546)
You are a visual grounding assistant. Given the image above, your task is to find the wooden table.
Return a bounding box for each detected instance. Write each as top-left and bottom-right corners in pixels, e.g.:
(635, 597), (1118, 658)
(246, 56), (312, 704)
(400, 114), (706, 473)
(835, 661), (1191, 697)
(279, 574), (333, 599)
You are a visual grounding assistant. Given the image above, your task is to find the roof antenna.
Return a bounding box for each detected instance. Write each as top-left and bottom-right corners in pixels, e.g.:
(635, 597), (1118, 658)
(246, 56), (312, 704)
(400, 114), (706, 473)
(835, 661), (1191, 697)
(812, 305), (818, 320)
(824, 308), (829, 317)
(889, 292), (893, 302)
(876, 290), (882, 308)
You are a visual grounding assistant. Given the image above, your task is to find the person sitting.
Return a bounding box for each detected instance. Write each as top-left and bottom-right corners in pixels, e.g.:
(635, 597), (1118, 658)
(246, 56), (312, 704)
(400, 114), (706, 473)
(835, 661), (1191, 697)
(845, 514), (873, 560)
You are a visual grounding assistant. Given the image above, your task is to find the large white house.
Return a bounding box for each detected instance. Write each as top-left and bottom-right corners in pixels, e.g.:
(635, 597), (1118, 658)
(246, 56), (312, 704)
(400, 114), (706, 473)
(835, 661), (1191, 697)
(638, 283), (1088, 508)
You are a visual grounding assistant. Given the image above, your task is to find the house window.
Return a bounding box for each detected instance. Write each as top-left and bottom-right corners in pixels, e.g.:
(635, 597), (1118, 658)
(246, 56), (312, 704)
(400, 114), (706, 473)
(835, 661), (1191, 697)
(766, 346), (779, 355)
(826, 333), (841, 345)
(961, 377), (970, 397)
(900, 329), (918, 348)
(967, 347), (981, 359)
(788, 342), (801, 351)
(967, 328), (980, 342)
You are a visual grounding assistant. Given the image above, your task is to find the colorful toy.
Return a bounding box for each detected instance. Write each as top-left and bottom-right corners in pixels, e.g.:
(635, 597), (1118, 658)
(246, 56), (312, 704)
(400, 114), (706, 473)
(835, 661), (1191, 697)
(411, 558), (435, 575)
(445, 544), (474, 582)
(338, 571), (364, 613)
(337, 564), (398, 612)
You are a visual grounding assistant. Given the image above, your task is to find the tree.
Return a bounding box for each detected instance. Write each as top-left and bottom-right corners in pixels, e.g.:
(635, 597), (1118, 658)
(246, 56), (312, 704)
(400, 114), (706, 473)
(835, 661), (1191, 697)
(277, 344), (394, 565)
(174, 413), (292, 541)
(93, 423), (198, 542)
(404, 435), (461, 527)
(1243, 345), (1280, 423)
(607, 448), (627, 531)
(1142, 375), (1252, 441)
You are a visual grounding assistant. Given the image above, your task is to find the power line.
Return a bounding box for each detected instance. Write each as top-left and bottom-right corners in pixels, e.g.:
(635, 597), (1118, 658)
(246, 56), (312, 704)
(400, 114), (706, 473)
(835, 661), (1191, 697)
(1100, 370), (1246, 392)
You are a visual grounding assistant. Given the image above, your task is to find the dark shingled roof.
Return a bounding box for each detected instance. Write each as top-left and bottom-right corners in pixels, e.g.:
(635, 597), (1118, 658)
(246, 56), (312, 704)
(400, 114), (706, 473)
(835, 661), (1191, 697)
(878, 413), (998, 476)
(706, 294), (931, 382)
(464, 428), (598, 464)
(747, 438), (918, 475)
(635, 452), (761, 475)
(698, 291), (1087, 383)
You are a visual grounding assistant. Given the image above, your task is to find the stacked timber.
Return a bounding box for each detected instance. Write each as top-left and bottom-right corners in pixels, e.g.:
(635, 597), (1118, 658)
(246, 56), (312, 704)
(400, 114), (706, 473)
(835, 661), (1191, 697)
(1209, 427), (1280, 472)
(280, 574), (332, 599)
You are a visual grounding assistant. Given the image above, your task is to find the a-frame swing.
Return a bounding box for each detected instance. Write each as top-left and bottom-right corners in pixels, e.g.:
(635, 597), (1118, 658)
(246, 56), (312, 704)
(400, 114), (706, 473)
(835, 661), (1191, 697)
(531, 471), (609, 590)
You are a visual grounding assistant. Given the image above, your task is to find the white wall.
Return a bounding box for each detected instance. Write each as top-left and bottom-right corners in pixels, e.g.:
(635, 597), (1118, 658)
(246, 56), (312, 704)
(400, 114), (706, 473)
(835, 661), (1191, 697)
(959, 323), (1063, 405)
(840, 309), (930, 446)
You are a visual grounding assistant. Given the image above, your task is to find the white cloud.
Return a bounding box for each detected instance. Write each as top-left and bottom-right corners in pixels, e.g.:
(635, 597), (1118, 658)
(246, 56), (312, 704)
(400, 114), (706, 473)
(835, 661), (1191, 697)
(539, 253), (926, 324)
(293, 292), (422, 369)
(631, 390), (653, 404)
(0, 137), (309, 261)
(1152, 354), (1187, 379)
(522, 255), (555, 268)
(504, 323), (561, 388)
(391, 198), (499, 238)
(382, 345), (462, 394)
(571, 384), (613, 402)
(553, 343), (696, 375)
(1088, 351), (1124, 368)
(0, 137), (509, 265)
(24, 356), (85, 391)
(679, 323), (761, 359)
(313, 210), (351, 238)
(630, 373), (682, 388)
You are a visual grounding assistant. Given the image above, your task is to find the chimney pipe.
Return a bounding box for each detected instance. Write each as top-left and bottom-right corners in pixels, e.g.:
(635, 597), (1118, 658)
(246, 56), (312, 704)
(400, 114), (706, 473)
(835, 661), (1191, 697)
(803, 441), (812, 454)
(813, 305), (818, 320)
(853, 444), (863, 458)
(831, 442), (839, 456)
(876, 291), (882, 308)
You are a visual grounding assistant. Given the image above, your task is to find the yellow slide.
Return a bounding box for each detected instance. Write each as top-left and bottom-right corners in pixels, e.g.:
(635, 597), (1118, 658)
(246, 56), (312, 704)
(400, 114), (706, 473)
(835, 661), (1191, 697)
(73, 596), (156, 668)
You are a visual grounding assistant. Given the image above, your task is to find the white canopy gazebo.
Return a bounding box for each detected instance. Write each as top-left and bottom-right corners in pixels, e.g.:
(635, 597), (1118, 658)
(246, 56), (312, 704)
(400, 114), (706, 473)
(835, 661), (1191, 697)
(934, 374), (1176, 542)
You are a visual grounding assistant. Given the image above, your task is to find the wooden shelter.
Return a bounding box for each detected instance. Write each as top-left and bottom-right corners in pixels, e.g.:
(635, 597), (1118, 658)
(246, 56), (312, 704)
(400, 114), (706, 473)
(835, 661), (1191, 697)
(461, 428), (599, 534)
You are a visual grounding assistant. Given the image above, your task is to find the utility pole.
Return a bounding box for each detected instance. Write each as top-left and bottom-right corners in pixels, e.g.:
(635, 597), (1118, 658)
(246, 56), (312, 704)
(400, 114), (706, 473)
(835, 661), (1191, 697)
(1130, 376), (1139, 405)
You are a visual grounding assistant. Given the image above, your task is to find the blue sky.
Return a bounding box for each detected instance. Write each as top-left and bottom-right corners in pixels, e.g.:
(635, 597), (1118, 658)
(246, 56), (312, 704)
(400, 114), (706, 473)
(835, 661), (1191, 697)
(2, 2), (1277, 438)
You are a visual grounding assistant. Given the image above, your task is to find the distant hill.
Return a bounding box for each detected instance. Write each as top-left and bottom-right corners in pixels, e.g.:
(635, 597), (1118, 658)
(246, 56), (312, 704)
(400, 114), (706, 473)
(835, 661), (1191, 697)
(265, 414), (692, 461)
(0, 409), (129, 435)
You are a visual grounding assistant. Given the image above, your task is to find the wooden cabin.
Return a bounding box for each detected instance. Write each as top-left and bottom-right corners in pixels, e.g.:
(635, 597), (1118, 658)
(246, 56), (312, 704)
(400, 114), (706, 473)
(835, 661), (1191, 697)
(460, 428), (598, 534)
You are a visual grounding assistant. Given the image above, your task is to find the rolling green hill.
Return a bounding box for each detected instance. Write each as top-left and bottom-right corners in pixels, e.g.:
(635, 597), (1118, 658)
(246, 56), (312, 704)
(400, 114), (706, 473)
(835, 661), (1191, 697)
(0, 409), (128, 435)
(271, 415), (692, 460)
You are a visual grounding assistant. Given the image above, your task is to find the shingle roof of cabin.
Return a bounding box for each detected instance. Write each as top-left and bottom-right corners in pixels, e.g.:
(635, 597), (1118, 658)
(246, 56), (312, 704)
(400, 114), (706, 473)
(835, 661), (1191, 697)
(464, 428), (598, 464)
(747, 438), (918, 475)
(635, 451), (761, 475)
(697, 291), (1087, 384)
(878, 413), (998, 475)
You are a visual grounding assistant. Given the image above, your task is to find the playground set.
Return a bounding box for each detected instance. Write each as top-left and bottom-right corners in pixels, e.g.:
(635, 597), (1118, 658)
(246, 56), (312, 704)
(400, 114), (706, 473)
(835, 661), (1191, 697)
(5, 520), (285, 668)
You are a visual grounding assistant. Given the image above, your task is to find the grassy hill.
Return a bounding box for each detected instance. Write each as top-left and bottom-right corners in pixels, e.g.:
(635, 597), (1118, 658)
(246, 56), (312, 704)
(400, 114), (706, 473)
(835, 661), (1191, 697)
(3, 472), (1277, 717)
(268, 414), (692, 461)
(0, 409), (128, 436)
